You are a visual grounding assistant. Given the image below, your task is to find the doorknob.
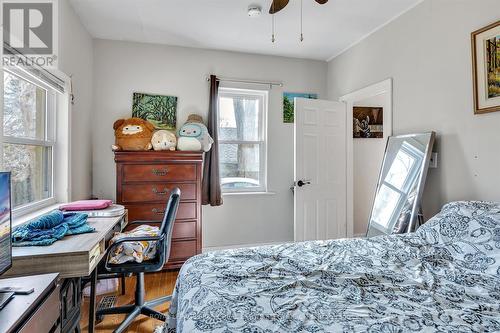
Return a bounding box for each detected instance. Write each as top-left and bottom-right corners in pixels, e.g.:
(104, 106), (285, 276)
(296, 179), (311, 187)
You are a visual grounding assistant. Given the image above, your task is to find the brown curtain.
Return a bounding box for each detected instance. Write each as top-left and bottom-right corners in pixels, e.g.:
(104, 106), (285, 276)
(202, 75), (223, 206)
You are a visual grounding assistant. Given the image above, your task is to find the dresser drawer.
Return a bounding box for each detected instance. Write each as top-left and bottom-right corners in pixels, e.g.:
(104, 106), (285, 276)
(122, 164), (196, 182)
(121, 183), (196, 203)
(170, 240), (197, 261)
(172, 221), (197, 239)
(127, 202), (197, 221)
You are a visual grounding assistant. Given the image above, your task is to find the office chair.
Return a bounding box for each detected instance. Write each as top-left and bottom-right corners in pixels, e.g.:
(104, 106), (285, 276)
(96, 188), (180, 333)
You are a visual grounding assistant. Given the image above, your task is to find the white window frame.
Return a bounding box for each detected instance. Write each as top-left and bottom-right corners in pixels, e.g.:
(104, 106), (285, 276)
(2, 67), (58, 216)
(217, 87), (268, 193)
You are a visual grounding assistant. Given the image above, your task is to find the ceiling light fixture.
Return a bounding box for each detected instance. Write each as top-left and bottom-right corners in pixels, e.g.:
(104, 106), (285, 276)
(272, 11), (276, 43)
(248, 5), (262, 17)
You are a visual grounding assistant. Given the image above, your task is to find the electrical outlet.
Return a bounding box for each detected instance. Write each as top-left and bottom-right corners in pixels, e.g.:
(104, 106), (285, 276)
(429, 152), (438, 168)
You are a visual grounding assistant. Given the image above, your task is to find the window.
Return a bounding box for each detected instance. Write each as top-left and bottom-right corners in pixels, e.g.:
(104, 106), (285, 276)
(2, 69), (56, 212)
(218, 88), (267, 193)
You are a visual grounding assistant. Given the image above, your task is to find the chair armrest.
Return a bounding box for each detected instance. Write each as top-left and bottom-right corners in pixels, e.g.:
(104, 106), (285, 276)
(127, 220), (162, 226)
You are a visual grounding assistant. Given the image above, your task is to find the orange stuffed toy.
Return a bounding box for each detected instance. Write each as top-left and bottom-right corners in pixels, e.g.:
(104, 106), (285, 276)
(112, 118), (155, 151)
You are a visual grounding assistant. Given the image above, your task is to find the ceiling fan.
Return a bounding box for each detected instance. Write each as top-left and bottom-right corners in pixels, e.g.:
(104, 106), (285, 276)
(269, 0), (328, 14)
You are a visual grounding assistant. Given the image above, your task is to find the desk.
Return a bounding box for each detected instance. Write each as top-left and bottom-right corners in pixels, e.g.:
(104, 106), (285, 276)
(7, 216), (127, 278)
(6, 214), (127, 333)
(0, 273), (60, 333)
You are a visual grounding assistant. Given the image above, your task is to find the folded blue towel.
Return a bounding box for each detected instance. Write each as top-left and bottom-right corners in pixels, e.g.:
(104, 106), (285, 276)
(12, 210), (94, 246)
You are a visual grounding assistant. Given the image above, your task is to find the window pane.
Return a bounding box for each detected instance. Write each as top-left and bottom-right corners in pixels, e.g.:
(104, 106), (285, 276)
(220, 143), (261, 190)
(371, 184), (401, 228)
(3, 144), (52, 208)
(219, 95), (259, 141)
(3, 71), (47, 140)
(384, 149), (416, 190)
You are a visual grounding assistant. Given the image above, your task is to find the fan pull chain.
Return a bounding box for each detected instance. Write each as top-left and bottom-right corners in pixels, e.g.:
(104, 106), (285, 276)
(272, 12), (276, 43)
(300, 0), (304, 42)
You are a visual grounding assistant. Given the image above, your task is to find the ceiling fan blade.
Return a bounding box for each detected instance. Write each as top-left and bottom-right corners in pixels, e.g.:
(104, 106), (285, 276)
(269, 0), (289, 14)
(315, 0), (329, 4)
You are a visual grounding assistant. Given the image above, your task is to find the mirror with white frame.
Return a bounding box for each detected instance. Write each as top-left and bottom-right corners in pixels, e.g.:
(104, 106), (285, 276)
(366, 132), (435, 237)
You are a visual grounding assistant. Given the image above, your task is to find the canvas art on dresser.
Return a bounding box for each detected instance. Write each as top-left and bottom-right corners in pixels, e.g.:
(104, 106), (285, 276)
(132, 92), (178, 129)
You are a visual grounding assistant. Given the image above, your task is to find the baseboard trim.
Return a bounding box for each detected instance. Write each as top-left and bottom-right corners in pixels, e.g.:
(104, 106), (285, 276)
(203, 235), (370, 252)
(202, 241), (287, 253)
(202, 235), (367, 253)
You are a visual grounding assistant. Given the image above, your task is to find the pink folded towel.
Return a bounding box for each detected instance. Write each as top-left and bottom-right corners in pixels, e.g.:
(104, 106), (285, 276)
(59, 200), (113, 211)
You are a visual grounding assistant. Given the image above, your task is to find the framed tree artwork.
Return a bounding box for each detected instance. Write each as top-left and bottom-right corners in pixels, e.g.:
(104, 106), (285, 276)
(472, 20), (500, 114)
(132, 92), (178, 129)
(283, 92), (317, 123)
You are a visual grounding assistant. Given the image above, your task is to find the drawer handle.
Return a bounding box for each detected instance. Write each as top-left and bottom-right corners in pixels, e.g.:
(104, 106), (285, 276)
(152, 208), (165, 215)
(152, 187), (169, 195)
(152, 168), (168, 176)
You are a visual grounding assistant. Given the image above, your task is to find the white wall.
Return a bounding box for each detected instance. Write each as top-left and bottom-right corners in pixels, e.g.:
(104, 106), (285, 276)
(58, 0), (93, 200)
(328, 0), (500, 219)
(352, 94), (389, 235)
(92, 40), (327, 248)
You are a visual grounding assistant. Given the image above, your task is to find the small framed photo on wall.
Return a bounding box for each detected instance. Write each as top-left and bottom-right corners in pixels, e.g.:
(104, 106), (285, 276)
(471, 20), (500, 114)
(353, 107), (383, 138)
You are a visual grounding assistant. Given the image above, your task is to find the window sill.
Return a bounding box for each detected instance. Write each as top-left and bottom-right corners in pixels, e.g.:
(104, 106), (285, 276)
(12, 203), (61, 228)
(222, 191), (276, 196)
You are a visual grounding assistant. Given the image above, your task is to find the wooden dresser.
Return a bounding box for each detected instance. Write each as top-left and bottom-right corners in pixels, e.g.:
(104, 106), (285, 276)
(115, 151), (203, 269)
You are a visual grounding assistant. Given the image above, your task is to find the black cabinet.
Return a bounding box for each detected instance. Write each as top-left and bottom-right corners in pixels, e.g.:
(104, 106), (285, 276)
(60, 278), (81, 333)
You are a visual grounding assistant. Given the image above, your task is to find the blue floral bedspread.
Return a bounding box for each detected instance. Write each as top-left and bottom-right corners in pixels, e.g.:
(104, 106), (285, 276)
(167, 201), (500, 332)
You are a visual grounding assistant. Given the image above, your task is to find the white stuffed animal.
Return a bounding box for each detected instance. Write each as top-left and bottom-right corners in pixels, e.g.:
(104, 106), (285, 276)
(176, 114), (213, 152)
(151, 130), (176, 151)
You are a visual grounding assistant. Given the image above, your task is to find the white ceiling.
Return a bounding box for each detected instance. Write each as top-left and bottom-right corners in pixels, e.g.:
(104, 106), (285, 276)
(69, 0), (422, 61)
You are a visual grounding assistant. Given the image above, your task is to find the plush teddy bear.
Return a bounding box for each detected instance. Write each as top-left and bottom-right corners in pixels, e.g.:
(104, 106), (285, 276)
(177, 114), (213, 152)
(112, 117), (155, 151)
(151, 130), (177, 151)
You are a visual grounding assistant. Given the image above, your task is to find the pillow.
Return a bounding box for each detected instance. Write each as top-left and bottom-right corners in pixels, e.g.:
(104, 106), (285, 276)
(108, 225), (160, 264)
(417, 201), (500, 276)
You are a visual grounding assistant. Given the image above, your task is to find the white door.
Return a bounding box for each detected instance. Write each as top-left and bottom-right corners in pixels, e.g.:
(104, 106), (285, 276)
(294, 98), (347, 241)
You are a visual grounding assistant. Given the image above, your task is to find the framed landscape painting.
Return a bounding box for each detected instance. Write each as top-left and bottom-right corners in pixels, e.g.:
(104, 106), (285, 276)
(132, 92), (178, 129)
(283, 92), (317, 123)
(472, 20), (500, 114)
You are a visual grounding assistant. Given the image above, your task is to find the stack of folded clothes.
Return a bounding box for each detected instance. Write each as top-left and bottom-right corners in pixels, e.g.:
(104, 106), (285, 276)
(12, 210), (94, 246)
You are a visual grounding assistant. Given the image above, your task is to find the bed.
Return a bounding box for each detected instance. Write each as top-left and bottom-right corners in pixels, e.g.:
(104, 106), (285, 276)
(166, 201), (500, 332)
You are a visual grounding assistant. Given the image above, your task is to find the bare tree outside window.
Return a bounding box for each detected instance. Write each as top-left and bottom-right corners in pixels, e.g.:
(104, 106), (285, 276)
(2, 71), (52, 208)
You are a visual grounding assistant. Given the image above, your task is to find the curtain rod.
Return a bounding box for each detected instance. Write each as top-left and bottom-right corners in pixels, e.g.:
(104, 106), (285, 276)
(206, 76), (283, 87)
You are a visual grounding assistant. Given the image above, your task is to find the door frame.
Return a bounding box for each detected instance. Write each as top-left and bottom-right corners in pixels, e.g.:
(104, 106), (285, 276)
(339, 78), (393, 238)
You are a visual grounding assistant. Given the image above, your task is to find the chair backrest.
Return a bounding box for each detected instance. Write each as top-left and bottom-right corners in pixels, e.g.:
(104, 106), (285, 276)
(157, 188), (181, 267)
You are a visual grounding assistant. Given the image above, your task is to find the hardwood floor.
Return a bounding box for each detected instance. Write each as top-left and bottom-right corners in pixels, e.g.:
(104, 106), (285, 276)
(80, 270), (179, 333)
